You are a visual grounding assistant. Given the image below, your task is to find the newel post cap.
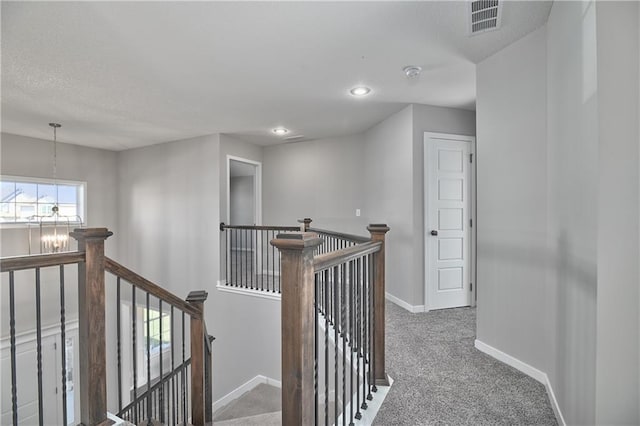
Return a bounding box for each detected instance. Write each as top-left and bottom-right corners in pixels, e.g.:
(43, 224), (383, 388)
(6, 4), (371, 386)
(186, 290), (209, 303)
(367, 224), (390, 234)
(70, 227), (113, 241)
(270, 232), (323, 251)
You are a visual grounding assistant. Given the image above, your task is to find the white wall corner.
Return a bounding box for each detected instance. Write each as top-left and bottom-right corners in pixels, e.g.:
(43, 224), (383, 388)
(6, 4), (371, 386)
(385, 292), (425, 313)
(474, 339), (566, 426)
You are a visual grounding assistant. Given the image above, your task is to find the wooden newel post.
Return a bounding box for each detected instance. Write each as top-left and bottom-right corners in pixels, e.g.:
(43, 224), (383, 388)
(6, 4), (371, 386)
(186, 290), (209, 426)
(367, 224), (390, 386)
(70, 228), (113, 426)
(271, 232), (323, 426)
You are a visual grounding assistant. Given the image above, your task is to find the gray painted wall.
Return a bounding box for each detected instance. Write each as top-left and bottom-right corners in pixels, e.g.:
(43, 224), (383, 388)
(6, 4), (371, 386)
(594, 2), (639, 423)
(0, 132), (119, 337)
(363, 106), (415, 304)
(476, 26), (549, 374)
(477, 2), (640, 423)
(547, 2), (598, 422)
(263, 134), (368, 233)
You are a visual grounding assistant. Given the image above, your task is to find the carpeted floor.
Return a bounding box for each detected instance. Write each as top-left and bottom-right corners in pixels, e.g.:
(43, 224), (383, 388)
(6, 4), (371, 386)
(374, 302), (558, 426)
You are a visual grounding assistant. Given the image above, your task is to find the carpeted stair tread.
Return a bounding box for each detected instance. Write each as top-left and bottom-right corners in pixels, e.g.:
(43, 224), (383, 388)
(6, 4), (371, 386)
(214, 410), (281, 425)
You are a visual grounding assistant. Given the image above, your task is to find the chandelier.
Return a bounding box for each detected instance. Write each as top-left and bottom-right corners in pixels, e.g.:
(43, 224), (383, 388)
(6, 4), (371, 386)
(28, 123), (83, 254)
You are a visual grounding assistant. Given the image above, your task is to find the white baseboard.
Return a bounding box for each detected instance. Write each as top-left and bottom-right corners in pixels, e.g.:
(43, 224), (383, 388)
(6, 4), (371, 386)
(216, 281), (281, 301)
(213, 374), (281, 412)
(474, 339), (566, 426)
(385, 292), (425, 313)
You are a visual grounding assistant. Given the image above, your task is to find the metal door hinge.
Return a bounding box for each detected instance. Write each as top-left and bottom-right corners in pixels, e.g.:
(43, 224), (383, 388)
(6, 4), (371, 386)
(470, 219), (473, 227)
(470, 283), (473, 291)
(470, 153), (473, 163)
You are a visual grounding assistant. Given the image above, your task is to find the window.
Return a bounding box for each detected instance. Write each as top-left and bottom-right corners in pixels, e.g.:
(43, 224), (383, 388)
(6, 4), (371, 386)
(0, 176), (85, 224)
(144, 307), (171, 354)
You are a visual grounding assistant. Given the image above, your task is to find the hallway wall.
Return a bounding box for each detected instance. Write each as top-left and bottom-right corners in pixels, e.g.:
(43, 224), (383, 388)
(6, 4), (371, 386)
(476, 2), (640, 423)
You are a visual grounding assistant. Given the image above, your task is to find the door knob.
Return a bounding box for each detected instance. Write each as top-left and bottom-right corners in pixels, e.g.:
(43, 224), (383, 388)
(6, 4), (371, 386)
(430, 230), (438, 236)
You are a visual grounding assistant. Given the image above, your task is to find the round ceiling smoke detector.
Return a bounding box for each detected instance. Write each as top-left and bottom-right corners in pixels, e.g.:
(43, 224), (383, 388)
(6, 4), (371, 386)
(403, 66), (422, 78)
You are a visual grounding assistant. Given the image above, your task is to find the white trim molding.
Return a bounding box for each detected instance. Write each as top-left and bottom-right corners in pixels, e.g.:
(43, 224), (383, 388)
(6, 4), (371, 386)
(216, 281), (281, 302)
(213, 375), (281, 412)
(474, 339), (566, 426)
(385, 292), (426, 313)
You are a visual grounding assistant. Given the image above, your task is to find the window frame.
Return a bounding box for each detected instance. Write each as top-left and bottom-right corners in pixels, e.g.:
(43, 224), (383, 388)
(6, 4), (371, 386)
(0, 175), (87, 227)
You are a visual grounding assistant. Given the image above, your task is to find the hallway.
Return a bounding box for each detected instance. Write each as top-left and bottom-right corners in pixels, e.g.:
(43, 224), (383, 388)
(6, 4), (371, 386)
(374, 302), (557, 425)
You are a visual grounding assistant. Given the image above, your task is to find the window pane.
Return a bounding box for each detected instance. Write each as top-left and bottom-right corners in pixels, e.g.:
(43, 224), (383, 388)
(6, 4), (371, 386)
(37, 184), (57, 203)
(0, 203), (14, 221)
(57, 204), (78, 217)
(1, 182), (15, 200)
(15, 183), (37, 202)
(38, 203), (55, 217)
(16, 203), (36, 220)
(57, 185), (77, 204)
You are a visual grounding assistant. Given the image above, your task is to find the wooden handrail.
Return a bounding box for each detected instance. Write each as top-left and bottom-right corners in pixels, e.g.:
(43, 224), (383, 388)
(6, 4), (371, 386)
(307, 226), (371, 244)
(220, 223), (301, 231)
(0, 251), (85, 272)
(104, 257), (201, 319)
(313, 241), (382, 272)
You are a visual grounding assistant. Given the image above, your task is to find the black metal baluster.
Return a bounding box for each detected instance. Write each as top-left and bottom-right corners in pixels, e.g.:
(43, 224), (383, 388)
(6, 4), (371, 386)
(9, 271), (18, 426)
(182, 312), (186, 426)
(250, 228), (254, 289)
(324, 269), (329, 426)
(361, 256), (368, 410)
(341, 264), (347, 426)
(146, 293), (152, 425)
(277, 231), (282, 293)
(334, 266), (339, 426)
(367, 254), (373, 402)
(159, 300), (164, 423)
(171, 306), (176, 426)
(34, 268), (44, 426)
(234, 229), (238, 287)
(314, 273), (319, 425)
(371, 253), (377, 394)
(59, 266), (68, 426)
(132, 286), (138, 424)
(116, 277), (122, 412)
(355, 256), (362, 420)
(224, 226), (228, 286)
(349, 260), (355, 426)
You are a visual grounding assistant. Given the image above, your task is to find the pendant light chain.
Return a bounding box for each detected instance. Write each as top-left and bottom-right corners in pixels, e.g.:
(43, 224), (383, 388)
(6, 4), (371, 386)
(49, 123), (61, 213)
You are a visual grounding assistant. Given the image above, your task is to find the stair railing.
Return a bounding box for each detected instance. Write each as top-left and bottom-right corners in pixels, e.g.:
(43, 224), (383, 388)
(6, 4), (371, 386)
(272, 223), (390, 425)
(0, 228), (213, 426)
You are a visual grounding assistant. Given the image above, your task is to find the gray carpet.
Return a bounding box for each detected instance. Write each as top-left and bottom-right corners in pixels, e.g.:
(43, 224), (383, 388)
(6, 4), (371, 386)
(373, 302), (558, 426)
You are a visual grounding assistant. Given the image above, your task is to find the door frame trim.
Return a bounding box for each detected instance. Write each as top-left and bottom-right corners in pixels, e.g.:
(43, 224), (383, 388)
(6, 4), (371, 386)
(423, 132), (476, 311)
(226, 155), (262, 226)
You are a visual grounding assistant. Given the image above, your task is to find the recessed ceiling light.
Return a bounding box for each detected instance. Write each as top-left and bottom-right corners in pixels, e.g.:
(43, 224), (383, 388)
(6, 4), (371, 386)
(403, 66), (422, 78)
(272, 127), (289, 135)
(349, 86), (371, 96)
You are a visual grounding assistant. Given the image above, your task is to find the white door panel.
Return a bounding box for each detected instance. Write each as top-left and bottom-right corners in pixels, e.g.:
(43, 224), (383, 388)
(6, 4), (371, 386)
(426, 134), (473, 310)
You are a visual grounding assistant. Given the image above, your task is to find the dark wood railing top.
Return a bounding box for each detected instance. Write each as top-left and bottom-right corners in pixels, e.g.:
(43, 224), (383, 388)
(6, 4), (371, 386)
(308, 227), (371, 244)
(313, 240), (382, 272)
(220, 222), (300, 232)
(104, 257), (201, 319)
(0, 251), (86, 272)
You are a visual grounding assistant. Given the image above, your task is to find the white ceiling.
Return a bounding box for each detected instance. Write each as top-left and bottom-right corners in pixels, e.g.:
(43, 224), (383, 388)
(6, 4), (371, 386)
(1, 1), (552, 151)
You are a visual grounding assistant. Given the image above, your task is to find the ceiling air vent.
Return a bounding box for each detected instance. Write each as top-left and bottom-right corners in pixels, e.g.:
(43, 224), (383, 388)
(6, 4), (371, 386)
(469, 0), (502, 35)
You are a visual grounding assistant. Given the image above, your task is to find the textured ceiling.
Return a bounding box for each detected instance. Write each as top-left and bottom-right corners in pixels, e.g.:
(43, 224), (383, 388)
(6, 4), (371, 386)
(1, 1), (552, 150)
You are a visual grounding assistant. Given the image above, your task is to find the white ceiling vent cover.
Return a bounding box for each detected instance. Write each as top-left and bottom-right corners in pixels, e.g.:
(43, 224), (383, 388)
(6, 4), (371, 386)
(469, 0), (502, 35)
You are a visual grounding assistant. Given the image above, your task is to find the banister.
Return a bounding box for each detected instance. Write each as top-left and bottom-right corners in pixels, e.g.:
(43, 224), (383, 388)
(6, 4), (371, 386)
(104, 257), (202, 319)
(0, 251), (85, 272)
(313, 241), (382, 273)
(307, 227), (371, 244)
(220, 223), (301, 231)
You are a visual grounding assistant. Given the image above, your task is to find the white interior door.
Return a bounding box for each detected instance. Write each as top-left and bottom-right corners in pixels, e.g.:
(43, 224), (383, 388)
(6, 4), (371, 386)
(425, 133), (473, 310)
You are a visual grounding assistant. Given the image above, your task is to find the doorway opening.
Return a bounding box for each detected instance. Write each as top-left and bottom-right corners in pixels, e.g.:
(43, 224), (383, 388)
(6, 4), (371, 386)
(227, 156), (262, 227)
